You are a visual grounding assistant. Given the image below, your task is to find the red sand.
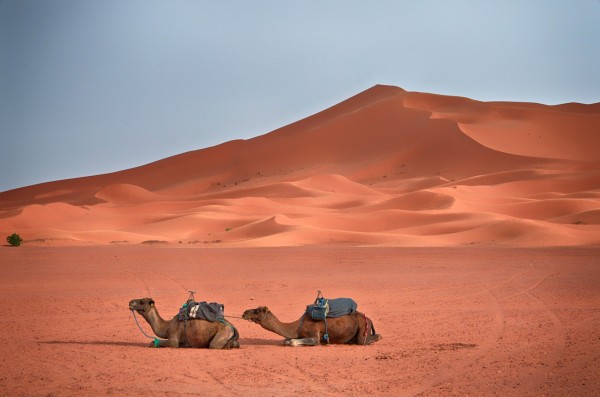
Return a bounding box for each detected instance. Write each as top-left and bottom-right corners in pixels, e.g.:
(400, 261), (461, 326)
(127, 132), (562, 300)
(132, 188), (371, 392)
(0, 246), (598, 396)
(1, 85), (599, 247)
(1, 86), (599, 395)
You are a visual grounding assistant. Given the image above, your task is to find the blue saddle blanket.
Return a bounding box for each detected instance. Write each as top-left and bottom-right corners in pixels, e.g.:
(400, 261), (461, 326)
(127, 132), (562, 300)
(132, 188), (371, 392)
(179, 301), (224, 322)
(306, 297), (357, 318)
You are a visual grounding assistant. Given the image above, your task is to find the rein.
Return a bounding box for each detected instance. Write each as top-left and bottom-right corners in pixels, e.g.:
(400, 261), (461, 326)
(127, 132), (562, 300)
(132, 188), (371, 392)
(130, 310), (162, 347)
(223, 314), (248, 320)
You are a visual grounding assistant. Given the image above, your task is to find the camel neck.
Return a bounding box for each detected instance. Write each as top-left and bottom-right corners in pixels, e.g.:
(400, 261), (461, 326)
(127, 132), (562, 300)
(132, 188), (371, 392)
(260, 312), (300, 339)
(142, 306), (171, 338)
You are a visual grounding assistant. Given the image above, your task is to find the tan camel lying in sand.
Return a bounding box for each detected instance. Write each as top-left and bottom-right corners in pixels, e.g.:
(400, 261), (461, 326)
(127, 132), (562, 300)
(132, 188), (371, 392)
(242, 306), (382, 346)
(129, 298), (239, 349)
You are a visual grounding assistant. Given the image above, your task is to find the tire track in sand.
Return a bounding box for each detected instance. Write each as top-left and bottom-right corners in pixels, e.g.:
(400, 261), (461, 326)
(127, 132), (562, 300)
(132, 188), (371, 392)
(510, 272), (567, 394)
(401, 270), (510, 396)
(404, 269), (565, 396)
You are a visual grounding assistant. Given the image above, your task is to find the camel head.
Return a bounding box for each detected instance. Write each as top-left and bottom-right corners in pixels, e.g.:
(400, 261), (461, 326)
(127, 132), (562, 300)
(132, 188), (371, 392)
(128, 297), (155, 313)
(242, 306), (270, 323)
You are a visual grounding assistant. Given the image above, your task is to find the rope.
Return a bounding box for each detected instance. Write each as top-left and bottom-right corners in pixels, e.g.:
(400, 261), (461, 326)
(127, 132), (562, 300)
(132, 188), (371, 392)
(223, 314), (247, 320)
(131, 310), (162, 347)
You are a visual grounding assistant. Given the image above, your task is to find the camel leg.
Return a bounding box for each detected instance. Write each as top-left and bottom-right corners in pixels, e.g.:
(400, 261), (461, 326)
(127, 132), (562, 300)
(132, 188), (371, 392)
(208, 328), (235, 349)
(151, 338), (179, 348)
(356, 331), (382, 345)
(284, 337), (319, 347)
(366, 334), (382, 345)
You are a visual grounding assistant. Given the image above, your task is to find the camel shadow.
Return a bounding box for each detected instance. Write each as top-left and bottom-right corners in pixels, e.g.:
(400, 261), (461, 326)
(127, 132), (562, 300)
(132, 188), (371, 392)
(238, 338), (284, 346)
(39, 340), (146, 347)
(40, 339), (300, 348)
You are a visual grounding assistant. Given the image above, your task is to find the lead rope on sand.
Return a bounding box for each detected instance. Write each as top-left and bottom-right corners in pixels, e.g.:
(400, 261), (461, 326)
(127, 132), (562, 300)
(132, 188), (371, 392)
(131, 310), (162, 347)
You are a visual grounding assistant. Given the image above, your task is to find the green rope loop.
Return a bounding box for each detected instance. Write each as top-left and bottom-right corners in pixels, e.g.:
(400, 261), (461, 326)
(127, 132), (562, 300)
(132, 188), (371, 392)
(131, 310), (165, 347)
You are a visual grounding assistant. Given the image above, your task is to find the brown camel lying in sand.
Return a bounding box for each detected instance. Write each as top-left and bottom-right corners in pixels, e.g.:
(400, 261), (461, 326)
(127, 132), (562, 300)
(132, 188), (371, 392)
(242, 306), (382, 346)
(129, 298), (239, 349)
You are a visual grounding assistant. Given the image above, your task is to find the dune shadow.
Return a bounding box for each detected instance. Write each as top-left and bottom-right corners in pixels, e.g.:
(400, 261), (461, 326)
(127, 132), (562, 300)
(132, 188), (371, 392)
(39, 340), (147, 347)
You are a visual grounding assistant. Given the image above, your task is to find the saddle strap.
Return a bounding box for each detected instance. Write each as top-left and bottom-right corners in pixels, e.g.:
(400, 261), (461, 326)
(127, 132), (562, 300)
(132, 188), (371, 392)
(218, 318), (236, 334)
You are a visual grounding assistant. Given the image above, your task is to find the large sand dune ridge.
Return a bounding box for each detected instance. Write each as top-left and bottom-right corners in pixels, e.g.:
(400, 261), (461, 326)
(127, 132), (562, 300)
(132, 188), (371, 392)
(1, 85), (599, 246)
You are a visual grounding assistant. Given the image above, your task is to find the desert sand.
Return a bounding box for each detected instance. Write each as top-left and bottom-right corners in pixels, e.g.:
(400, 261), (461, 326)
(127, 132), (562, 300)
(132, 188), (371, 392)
(0, 246), (599, 396)
(1, 85), (599, 247)
(1, 85), (599, 396)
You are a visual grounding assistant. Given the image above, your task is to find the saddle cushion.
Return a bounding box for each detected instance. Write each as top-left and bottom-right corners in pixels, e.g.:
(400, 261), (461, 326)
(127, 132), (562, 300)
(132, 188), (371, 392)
(306, 297), (357, 318)
(179, 301), (224, 322)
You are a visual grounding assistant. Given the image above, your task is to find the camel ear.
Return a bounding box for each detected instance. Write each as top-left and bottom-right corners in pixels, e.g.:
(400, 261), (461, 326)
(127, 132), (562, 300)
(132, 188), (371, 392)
(148, 299), (155, 306)
(259, 306), (269, 313)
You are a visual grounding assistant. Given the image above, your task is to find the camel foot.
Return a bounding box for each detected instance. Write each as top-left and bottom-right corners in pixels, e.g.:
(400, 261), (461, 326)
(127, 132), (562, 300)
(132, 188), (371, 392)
(284, 338), (318, 347)
(366, 334), (382, 345)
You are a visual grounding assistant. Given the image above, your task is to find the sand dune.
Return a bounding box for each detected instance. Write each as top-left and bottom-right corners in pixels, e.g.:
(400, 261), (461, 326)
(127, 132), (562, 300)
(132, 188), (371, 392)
(1, 85), (599, 246)
(95, 183), (166, 204)
(403, 91), (600, 161)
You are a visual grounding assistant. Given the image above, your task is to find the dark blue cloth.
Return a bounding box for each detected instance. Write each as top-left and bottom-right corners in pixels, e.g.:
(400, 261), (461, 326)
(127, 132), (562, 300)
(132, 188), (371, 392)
(179, 301), (224, 322)
(306, 297), (357, 318)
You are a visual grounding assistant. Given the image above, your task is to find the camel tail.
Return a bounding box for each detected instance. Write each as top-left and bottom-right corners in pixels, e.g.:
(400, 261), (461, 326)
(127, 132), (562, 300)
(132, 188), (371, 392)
(229, 325), (240, 348)
(365, 314), (377, 335)
(232, 323), (239, 341)
(357, 311), (377, 335)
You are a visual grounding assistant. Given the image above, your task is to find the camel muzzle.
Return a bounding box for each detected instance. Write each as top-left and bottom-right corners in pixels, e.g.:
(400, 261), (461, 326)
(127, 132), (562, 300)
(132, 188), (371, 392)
(242, 314), (257, 323)
(129, 302), (144, 312)
(129, 304), (146, 313)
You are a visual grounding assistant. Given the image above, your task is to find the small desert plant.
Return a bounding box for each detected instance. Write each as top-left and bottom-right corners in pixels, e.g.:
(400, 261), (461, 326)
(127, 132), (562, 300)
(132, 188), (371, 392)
(6, 233), (23, 247)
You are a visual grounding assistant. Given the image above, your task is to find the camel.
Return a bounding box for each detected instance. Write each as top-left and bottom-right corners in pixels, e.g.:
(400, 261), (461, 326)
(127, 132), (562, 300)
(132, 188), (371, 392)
(242, 306), (382, 346)
(129, 298), (239, 349)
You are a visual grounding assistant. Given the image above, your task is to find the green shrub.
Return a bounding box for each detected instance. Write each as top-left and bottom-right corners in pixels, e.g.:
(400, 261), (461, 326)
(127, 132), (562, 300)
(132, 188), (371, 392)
(6, 233), (23, 247)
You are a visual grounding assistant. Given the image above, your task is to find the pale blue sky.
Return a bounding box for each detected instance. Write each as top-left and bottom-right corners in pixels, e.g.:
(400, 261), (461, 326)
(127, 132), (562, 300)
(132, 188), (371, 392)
(1, 0), (599, 192)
